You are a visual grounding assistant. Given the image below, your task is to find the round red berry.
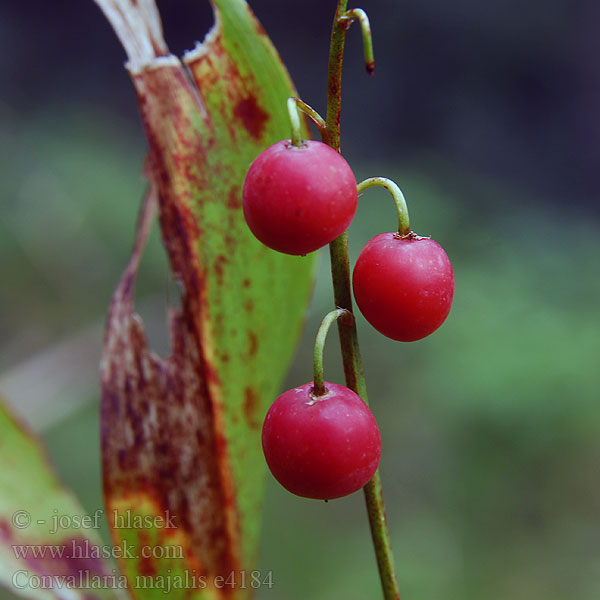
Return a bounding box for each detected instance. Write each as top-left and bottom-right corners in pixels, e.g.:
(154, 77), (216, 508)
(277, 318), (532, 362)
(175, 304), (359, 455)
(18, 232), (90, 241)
(262, 381), (381, 500)
(242, 140), (358, 255)
(352, 233), (454, 342)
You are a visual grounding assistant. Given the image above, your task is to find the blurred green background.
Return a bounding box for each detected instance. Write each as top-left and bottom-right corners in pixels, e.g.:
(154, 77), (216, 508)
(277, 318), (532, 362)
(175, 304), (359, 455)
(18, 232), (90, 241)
(1, 1), (599, 599)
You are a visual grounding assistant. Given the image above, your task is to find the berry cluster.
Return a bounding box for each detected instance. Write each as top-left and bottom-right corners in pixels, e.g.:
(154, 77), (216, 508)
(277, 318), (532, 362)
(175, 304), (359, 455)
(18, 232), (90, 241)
(243, 132), (454, 501)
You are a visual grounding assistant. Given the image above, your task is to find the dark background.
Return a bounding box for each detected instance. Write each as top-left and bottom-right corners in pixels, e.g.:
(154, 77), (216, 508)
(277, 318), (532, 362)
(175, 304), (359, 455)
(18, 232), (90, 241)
(2, 0), (600, 205)
(0, 1), (598, 599)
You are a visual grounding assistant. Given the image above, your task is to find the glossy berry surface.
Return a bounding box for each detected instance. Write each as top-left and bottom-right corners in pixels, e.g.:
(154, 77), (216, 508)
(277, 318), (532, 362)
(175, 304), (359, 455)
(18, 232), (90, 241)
(353, 233), (454, 342)
(242, 140), (358, 255)
(262, 381), (381, 500)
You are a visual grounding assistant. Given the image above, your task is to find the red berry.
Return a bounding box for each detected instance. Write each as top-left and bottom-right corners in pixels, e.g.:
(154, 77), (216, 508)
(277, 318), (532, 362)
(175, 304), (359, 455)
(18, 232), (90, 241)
(242, 140), (358, 255)
(262, 381), (381, 500)
(352, 233), (454, 342)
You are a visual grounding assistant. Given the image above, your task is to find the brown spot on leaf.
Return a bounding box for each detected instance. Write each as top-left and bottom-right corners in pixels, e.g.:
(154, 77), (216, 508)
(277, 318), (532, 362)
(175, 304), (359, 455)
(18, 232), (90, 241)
(233, 95), (269, 140)
(205, 360), (221, 386)
(214, 254), (228, 286)
(253, 18), (268, 37)
(248, 331), (258, 357)
(243, 387), (261, 430)
(137, 531), (156, 576)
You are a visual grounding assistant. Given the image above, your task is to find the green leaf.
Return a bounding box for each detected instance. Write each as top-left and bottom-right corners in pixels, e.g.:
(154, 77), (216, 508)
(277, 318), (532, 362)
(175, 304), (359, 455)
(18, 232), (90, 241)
(97, 0), (315, 597)
(0, 399), (126, 599)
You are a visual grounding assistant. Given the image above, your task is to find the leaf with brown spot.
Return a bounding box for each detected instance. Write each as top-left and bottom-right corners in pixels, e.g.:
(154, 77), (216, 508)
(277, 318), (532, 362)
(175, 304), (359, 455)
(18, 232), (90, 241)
(95, 0), (315, 597)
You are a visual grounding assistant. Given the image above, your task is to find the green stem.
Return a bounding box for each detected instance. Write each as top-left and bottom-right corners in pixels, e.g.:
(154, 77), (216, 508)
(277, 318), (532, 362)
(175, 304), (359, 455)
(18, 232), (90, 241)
(322, 0), (348, 150)
(290, 96), (327, 133)
(287, 97), (303, 146)
(339, 8), (375, 75)
(322, 3), (401, 599)
(358, 177), (411, 235)
(313, 309), (353, 396)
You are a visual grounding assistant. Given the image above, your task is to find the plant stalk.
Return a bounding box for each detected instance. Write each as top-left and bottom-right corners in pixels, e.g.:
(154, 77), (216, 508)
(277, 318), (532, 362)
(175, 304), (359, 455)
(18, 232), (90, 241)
(322, 2), (401, 599)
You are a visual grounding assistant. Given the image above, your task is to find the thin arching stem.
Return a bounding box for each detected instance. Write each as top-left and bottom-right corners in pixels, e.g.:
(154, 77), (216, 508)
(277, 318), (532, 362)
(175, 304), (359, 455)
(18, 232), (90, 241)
(339, 8), (374, 75)
(289, 97), (327, 134)
(313, 309), (353, 396)
(322, 2), (401, 599)
(358, 177), (411, 235)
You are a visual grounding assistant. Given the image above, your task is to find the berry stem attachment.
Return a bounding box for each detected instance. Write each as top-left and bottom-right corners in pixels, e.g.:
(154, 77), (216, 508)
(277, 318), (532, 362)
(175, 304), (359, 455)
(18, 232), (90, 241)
(287, 96), (304, 146)
(357, 177), (411, 236)
(322, 2), (401, 599)
(313, 308), (353, 397)
(339, 9), (374, 75)
(289, 96), (327, 134)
